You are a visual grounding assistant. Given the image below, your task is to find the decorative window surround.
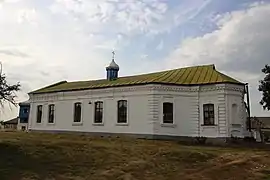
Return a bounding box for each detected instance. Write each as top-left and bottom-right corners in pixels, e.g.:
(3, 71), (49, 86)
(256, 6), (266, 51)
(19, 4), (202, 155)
(73, 102), (83, 124)
(162, 102), (174, 124)
(48, 104), (55, 124)
(36, 105), (43, 123)
(94, 101), (103, 124)
(203, 103), (215, 125)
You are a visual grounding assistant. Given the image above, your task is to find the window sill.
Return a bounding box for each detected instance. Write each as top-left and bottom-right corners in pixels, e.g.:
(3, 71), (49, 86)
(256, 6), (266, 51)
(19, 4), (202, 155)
(161, 123), (177, 128)
(47, 122), (55, 125)
(92, 123), (104, 126)
(72, 122), (83, 126)
(115, 123), (129, 126)
(201, 125), (218, 129)
(201, 124), (217, 127)
(231, 123), (241, 126)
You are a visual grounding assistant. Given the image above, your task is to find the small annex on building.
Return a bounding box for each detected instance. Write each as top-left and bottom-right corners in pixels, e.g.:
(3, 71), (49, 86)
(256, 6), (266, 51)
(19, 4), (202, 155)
(25, 53), (251, 140)
(18, 100), (31, 131)
(0, 117), (18, 131)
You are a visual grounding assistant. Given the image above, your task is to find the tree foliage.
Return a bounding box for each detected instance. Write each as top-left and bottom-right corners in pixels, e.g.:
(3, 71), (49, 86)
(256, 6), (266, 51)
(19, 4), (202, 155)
(0, 62), (21, 106)
(258, 64), (270, 111)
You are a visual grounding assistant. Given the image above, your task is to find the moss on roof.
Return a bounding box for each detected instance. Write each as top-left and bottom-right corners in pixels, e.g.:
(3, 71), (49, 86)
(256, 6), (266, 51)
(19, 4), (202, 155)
(30, 64), (244, 94)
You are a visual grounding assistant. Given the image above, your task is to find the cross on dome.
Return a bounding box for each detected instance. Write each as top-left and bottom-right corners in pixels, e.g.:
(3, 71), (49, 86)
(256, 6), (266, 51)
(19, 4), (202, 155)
(107, 50), (119, 69)
(112, 50), (115, 60)
(106, 50), (120, 80)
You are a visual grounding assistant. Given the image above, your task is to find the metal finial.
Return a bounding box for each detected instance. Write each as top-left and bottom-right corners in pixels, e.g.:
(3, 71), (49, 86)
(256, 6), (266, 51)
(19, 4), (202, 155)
(112, 50), (115, 61)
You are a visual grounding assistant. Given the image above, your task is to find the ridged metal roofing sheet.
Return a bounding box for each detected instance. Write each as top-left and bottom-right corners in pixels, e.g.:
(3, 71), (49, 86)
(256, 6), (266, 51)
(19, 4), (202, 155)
(31, 64), (243, 94)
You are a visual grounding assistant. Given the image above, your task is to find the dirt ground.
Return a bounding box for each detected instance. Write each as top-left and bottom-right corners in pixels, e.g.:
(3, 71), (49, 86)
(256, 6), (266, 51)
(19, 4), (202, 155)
(0, 132), (269, 180)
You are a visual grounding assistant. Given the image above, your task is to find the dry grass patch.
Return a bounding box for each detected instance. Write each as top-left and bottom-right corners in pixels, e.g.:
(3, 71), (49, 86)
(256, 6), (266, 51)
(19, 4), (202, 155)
(0, 132), (270, 180)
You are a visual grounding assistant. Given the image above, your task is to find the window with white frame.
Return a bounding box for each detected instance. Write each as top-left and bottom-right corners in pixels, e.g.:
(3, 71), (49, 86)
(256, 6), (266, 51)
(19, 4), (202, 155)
(73, 102), (82, 123)
(48, 104), (55, 123)
(94, 101), (103, 123)
(203, 103), (215, 125)
(117, 100), (127, 123)
(36, 105), (42, 123)
(163, 102), (173, 124)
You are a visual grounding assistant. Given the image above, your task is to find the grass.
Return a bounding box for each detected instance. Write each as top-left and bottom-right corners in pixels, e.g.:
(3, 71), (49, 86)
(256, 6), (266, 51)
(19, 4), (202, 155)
(0, 132), (270, 180)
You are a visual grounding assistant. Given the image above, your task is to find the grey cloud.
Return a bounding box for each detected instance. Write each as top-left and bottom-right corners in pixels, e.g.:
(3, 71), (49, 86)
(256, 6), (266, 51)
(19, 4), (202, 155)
(0, 49), (30, 58)
(40, 71), (50, 77)
(5, 62), (69, 92)
(0, 61), (74, 121)
(1, 62), (68, 120)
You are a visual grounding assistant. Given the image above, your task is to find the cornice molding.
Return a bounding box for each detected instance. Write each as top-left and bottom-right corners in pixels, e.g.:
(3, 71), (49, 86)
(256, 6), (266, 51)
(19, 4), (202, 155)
(201, 86), (244, 93)
(152, 85), (243, 93)
(30, 84), (244, 102)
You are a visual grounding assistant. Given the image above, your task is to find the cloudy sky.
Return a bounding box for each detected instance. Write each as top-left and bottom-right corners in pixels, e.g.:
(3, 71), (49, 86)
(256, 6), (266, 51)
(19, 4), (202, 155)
(0, 0), (270, 120)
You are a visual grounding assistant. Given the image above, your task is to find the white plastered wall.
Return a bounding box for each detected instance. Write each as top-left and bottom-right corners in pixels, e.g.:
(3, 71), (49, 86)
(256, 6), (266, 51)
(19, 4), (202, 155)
(28, 85), (153, 135)
(28, 83), (247, 138)
(152, 83), (246, 138)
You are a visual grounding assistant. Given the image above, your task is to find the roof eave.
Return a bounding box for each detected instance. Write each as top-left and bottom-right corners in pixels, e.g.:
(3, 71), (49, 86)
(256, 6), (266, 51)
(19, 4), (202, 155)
(29, 80), (68, 94)
(31, 81), (245, 95)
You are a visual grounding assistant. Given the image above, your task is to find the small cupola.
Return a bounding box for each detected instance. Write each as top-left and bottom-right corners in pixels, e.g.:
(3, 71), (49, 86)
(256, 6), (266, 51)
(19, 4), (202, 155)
(106, 51), (119, 80)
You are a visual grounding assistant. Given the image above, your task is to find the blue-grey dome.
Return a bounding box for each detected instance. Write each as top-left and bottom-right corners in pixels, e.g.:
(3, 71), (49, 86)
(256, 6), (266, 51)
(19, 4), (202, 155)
(106, 59), (119, 70)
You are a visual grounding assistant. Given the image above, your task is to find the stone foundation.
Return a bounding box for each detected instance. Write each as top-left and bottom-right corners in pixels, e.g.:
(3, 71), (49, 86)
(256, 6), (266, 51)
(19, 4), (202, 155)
(29, 129), (231, 145)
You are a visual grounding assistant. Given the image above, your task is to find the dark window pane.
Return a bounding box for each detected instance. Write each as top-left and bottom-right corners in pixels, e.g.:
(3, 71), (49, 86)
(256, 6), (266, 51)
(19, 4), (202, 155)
(48, 104), (55, 123)
(117, 100), (127, 123)
(163, 102), (173, 124)
(94, 101), (103, 123)
(36, 105), (42, 123)
(74, 103), (82, 122)
(203, 104), (215, 125)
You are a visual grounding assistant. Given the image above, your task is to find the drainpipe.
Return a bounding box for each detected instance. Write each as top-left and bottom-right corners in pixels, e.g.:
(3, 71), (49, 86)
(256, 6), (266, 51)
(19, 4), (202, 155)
(245, 83), (251, 132)
(198, 86), (201, 137)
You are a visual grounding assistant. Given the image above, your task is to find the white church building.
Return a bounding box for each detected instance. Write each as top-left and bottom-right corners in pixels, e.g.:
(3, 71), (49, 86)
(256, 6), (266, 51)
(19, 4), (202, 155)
(26, 55), (250, 141)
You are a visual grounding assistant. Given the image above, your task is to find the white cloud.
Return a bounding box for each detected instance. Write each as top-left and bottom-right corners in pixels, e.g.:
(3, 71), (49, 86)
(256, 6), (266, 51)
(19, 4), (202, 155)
(0, 0), (129, 120)
(4, 0), (21, 2)
(0, 48), (29, 58)
(1, 0), (269, 121)
(140, 54), (148, 59)
(156, 40), (164, 50)
(50, 0), (169, 36)
(17, 8), (37, 24)
(49, 0), (217, 38)
(166, 2), (270, 116)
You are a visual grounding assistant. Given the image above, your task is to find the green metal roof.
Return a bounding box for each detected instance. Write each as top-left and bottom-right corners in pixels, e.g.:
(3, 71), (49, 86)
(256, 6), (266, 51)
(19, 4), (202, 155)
(30, 64), (244, 94)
